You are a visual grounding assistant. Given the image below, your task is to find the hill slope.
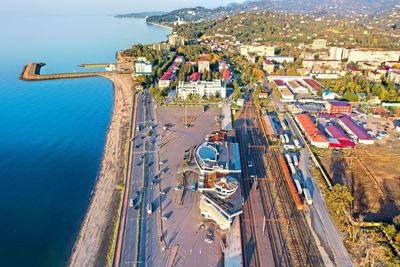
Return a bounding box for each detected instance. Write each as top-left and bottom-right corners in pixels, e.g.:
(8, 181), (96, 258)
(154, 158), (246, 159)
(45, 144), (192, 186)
(145, 0), (398, 24)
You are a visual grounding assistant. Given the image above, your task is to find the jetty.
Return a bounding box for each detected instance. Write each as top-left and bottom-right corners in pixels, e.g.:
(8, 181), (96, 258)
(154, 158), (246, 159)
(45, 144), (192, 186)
(20, 63), (106, 81)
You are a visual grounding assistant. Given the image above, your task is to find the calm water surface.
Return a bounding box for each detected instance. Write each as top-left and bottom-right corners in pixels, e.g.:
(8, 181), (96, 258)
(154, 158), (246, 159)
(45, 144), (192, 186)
(0, 15), (169, 266)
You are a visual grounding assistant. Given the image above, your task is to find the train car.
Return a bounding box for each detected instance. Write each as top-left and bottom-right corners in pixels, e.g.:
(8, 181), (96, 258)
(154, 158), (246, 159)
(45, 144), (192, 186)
(281, 119), (288, 130)
(293, 154), (299, 167)
(293, 139), (301, 148)
(279, 155), (303, 210)
(285, 153), (292, 164)
(288, 162), (296, 175)
(284, 134), (290, 144)
(294, 179), (303, 195)
(283, 144), (295, 150)
(303, 188), (313, 205)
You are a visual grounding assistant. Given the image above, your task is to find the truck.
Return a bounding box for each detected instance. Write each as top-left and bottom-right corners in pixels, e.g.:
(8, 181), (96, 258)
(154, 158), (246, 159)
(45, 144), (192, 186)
(147, 203), (152, 214)
(293, 155), (299, 167)
(303, 188), (313, 205)
(284, 134), (290, 144)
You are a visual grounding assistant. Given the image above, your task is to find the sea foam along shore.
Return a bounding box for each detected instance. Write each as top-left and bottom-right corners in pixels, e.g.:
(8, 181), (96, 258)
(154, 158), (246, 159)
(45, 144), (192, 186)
(146, 21), (173, 30)
(20, 58), (135, 267)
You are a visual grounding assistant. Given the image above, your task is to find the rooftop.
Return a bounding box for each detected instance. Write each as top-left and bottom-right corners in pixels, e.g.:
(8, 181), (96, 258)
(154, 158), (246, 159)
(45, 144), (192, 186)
(338, 116), (373, 140)
(296, 114), (328, 143)
(328, 100), (351, 107)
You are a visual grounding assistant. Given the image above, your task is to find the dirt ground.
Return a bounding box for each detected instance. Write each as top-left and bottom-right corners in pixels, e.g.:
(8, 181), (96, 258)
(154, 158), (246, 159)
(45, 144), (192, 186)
(319, 139), (400, 222)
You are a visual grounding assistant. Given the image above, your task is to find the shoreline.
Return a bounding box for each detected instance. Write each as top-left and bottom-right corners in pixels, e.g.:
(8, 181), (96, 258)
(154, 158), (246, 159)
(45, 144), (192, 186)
(146, 21), (173, 30)
(20, 61), (135, 267)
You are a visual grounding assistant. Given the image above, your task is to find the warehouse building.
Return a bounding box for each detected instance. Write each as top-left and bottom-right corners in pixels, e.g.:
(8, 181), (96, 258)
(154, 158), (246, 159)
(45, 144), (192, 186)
(295, 114), (329, 148)
(338, 116), (374, 144)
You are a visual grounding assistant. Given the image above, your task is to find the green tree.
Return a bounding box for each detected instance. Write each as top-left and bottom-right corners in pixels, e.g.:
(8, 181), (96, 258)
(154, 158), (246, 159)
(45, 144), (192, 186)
(233, 81), (242, 100)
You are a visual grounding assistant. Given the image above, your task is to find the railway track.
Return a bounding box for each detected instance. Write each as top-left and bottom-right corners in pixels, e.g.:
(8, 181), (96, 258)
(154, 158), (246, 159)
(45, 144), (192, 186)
(236, 102), (262, 267)
(246, 102), (292, 266)
(248, 95), (323, 267)
(268, 149), (323, 266)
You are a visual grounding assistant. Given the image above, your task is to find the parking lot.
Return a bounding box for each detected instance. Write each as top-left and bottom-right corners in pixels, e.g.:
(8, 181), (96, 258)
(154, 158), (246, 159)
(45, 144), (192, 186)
(155, 106), (223, 266)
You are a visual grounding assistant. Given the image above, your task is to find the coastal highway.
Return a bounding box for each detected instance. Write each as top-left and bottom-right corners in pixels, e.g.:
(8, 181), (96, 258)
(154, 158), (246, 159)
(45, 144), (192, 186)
(118, 90), (162, 267)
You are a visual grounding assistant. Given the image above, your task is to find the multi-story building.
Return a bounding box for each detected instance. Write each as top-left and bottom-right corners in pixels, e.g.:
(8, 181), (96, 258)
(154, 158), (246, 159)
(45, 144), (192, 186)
(345, 49), (400, 63)
(135, 61), (152, 75)
(266, 56), (295, 63)
(176, 80), (227, 99)
(240, 45), (275, 57)
(302, 59), (342, 70)
(325, 100), (352, 115)
(198, 58), (210, 73)
(195, 131), (243, 230)
(151, 42), (171, 54)
(168, 33), (186, 47)
(329, 47), (344, 60)
(388, 68), (400, 84)
(312, 39), (327, 50)
(263, 59), (275, 73)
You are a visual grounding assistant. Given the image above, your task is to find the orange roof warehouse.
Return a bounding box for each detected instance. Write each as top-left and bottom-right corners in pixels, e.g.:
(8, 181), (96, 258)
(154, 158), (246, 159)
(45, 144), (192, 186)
(295, 113), (329, 148)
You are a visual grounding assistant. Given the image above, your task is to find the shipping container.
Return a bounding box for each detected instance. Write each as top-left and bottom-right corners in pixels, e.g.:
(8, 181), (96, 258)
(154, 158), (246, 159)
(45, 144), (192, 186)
(293, 155), (299, 167)
(294, 179), (303, 195)
(279, 155), (303, 210)
(303, 188), (313, 205)
(288, 162), (296, 175)
(285, 153), (292, 164)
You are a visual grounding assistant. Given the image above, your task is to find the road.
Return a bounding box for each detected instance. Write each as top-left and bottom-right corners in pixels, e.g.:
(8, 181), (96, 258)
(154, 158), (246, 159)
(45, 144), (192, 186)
(118, 90), (162, 267)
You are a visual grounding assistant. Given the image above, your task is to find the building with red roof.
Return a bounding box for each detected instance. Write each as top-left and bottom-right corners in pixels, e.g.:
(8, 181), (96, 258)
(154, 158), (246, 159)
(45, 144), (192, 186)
(302, 79), (322, 94)
(326, 100), (352, 115)
(222, 69), (232, 81)
(325, 124), (355, 149)
(189, 72), (201, 82)
(295, 114), (329, 148)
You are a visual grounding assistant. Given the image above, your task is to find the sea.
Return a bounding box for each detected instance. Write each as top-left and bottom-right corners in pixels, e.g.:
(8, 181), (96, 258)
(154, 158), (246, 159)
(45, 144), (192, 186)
(0, 15), (170, 266)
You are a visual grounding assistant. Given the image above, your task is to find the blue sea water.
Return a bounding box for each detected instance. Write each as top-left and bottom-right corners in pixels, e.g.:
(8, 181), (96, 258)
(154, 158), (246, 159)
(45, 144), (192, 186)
(0, 15), (170, 266)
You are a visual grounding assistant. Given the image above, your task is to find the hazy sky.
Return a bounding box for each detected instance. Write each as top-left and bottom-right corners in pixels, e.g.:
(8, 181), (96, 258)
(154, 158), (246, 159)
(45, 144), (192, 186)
(1, 0), (245, 16)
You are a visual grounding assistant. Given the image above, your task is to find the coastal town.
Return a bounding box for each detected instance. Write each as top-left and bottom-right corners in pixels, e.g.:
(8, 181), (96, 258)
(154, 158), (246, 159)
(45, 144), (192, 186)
(17, 1), (400, 267)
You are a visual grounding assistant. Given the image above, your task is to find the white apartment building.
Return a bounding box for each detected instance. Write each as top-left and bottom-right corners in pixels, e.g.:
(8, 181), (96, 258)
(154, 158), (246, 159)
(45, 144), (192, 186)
(312, 39), (327, 50)
(329, 47), (344, 60)
(240, 45), (275, 57)
(345, 49), (400, 63)
(176, 80), (227, 99)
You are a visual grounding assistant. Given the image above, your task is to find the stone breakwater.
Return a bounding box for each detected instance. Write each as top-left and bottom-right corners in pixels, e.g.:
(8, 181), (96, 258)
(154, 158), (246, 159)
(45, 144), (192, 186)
(20, 62), (106, 80)
(21, 62), (135, 267)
